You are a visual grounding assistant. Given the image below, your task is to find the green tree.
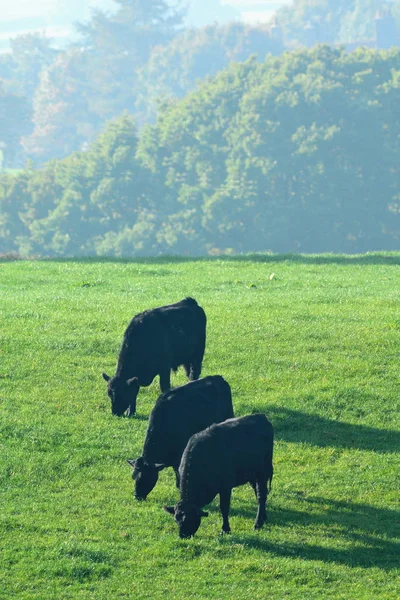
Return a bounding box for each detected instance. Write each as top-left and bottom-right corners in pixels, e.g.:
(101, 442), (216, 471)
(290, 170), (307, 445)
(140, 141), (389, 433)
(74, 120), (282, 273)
(22, 49), (101, 164)
(2, 46), (400, 257)
(19, 114), (156, 256)
(139, 45), (400, 254)
(24, 0), (186, 164)
(0, 81), (32, 168)
(276, 0), (400, 46)
(136, 22), (284, 123)
(0, 54), (16, 83)
(9, 32), (59, 99)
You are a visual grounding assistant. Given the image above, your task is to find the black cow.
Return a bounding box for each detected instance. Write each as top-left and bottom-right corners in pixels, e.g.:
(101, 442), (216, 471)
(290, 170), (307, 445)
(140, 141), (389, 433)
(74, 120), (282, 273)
(164, 414), (274, 538)
(102, 297), (206, 416)
(127, 375), (234, 500)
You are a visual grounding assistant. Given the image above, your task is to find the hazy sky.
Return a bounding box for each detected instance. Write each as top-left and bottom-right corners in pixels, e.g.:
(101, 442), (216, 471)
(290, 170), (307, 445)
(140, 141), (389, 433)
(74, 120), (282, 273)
(222, 1), (287, 22)
(187, 1), (288, 26)
(0, 0), (289, 23)
(0, 0), (115, 21)
(0, 1), (290, 50)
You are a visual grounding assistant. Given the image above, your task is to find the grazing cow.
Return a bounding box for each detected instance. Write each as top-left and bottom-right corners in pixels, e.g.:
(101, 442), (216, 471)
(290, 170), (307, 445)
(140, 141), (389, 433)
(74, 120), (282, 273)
(102, 297), (206, 416)
(164, 414), (274, 538)
(127, 375), (234, 500)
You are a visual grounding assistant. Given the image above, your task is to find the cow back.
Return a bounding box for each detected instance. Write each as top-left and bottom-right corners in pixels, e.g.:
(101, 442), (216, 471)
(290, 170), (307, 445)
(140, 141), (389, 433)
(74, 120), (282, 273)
(158, 298), (206, 369)
(142, 376), (233, 468)
(179, 414), (273, 507)
(116, 298), (206, 383)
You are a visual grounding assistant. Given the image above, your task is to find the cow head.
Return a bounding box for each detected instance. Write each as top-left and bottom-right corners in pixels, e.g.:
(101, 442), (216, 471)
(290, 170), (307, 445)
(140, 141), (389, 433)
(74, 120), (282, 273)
(164, 501), (208, 538)
(102, 373), (140, 416)
(127, 457), (165, 501)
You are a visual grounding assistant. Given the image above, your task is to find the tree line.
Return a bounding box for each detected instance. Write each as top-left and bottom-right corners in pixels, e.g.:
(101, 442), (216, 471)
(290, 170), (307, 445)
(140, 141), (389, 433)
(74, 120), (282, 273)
(1, 0), (399, 168)
(1, 46), (399, 257)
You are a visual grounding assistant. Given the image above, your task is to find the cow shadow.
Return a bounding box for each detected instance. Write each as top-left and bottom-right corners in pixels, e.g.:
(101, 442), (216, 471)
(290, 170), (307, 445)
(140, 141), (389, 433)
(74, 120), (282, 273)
(129, 413), (149, 421)
(221, 496), (400, 570)
(226, 534), (399, 571)
(244, 405), (400, 455)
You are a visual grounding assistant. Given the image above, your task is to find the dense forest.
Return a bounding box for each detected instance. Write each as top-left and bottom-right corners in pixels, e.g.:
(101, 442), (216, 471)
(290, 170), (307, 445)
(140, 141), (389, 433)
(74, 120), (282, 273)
(277, 0), (400, 46)
(1, 46), (399, 256)
(1, 0), (400, 168)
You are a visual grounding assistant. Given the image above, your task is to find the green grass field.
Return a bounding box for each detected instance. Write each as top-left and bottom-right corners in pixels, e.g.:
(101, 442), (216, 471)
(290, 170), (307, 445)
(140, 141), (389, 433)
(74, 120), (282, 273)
(1, 254), (399, 599)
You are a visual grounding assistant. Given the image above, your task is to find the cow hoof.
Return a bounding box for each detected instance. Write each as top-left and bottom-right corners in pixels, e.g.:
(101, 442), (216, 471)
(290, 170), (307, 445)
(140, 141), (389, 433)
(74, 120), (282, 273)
(220, 529), (231, 535)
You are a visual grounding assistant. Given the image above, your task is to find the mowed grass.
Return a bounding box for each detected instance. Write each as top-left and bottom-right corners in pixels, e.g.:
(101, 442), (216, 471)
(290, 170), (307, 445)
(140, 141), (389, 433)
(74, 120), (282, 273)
(0, 253), (399, 600)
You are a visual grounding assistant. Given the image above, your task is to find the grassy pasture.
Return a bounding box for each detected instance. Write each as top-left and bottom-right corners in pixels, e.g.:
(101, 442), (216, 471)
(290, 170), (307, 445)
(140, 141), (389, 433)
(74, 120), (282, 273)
(0, 253), (399, 599)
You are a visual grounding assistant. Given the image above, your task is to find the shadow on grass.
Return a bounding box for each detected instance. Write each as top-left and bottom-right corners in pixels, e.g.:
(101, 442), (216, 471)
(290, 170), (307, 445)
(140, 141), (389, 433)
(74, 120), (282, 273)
(14, 252), (400, 266)
(263, 406), (400, 454)
(196, 494), (400, 569)
(125, 413), (149, 421)
(229, 534), (399, 571)
(274, 497), (400, 540)
(221, 497), (400, 570)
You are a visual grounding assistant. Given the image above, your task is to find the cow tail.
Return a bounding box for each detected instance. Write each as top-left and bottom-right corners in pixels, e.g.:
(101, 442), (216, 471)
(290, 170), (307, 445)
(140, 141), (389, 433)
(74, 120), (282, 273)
(266, 436), (274, 494)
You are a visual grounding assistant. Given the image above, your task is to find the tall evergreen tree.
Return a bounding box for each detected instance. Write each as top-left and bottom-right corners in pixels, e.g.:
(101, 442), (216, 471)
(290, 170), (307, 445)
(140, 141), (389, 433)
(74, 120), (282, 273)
(9, 33), (59, 99)
(24, 0), (186, 164)
(0, 81), (32, 167)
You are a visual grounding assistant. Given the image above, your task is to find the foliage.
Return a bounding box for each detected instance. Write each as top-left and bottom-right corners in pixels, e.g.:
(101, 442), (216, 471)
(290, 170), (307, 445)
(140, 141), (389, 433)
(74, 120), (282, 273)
(1, 46), (400, 256)
(24, 15), (283, 162)
(1, 256), (399, 599)
(0, 81), (32, 168)
(136, 22), (284, 123)
(1, 115), (155, 256)
(77, 0), (186, 53)
(0, 53), (16, 82)
(5, 1), (400, 165)
(137, 46), (400, 254)
(21, 49), (103, 164)
(0, 33), (59, 166)
(9, 33), (59, 100)
(21, 1), (187, 164)
(277, 0), (400, 45)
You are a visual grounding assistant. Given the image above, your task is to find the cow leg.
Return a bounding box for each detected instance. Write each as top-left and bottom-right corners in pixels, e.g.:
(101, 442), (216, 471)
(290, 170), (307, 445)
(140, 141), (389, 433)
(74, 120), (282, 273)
(250, 480), (258, 500)
(126, 403), (136, 417)
(183, 363), (191, 379)
(189, 358), (202, 381)
(219, 489), (232, 534)
(173, 466), (180, 489)
(159, 368), (171, 393)
(189, 334), (205, 381)
(254, 478), (268, 530)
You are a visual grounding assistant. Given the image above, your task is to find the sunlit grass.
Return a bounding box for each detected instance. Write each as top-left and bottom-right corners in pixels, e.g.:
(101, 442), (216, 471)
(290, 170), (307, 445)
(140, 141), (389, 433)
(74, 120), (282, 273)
(1, 253), (399, 599)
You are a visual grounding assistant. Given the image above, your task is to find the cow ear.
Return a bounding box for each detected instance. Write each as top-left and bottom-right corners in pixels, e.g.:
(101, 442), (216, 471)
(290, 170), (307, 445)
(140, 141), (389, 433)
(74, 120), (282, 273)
(127, 459), (136, 468)
(163, 506), (175, 515)
(154, 463), (166, 472)
(127, 377), (139, 387)
(199, 510), (209, 518)
(102, 372), (111, 382)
